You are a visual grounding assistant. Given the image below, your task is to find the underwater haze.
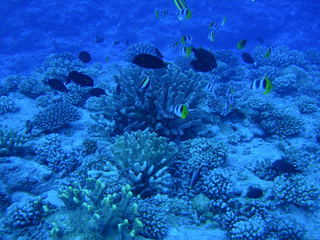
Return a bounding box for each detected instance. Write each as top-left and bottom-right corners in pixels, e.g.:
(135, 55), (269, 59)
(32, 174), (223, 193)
(0, 0), (320, 239)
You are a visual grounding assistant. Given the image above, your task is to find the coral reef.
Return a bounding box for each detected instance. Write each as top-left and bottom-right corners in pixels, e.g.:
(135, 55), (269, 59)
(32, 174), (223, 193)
(54, 179), (143, 239)
(0, 126), (29, 156)
(35, 134), (80, 175)
(201, 168), (235, 200)
(273, 174), (319, 209)
(6, 198), (49, 228)
(89, 63), (209, 139)
(138, 201), (168, 239)
(253, 46), (308, 68)
(296, 95), (319, 113)
(33, 101), (80, 132)
(0, 96), (19, 114)
(110, 129), (176, 197)
(18, 76), (46, 98)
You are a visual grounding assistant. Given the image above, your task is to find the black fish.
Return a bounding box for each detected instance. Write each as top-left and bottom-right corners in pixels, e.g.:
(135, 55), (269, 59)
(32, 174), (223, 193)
(116, 84), (121, 95)
(190, 47), (217, 72)
(88, 88), (106, 97)
(242, 52), (255, 64)
(271, 159), (302, 174)
(113, 40), (121, 45)
(95, 35), (105, 43)
(67, 71), (94, 87)
(246, 186), (263, 198)
(47, 78), (68, 92)
(78, 51), (92, 63)
(154, 48), (164, 59)
(132, 54), (167, 69)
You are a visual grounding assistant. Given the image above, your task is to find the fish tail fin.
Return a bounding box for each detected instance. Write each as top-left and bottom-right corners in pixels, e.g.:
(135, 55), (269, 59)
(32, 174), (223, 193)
(263, 77), (272, 94)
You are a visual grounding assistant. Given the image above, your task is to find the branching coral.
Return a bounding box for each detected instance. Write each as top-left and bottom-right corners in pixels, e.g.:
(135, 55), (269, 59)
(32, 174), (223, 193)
(89, 62), (209, 139)
(110, 129), (177, 198)
(18, 75), (46, 98)
(54, 179), (143, 239)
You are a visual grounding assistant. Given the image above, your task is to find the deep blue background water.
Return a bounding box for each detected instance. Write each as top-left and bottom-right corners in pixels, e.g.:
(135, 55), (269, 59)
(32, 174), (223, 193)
(0, 0), (319, 77)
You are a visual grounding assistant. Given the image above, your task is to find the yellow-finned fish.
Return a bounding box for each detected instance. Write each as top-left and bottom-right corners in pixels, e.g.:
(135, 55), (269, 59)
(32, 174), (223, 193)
(179, 46), (192, 57)
(264, 46), (272, 58)
(169, 41), (180, 48)
(208, 31), (215, 42)
(173, 0), (187, 10)
(177, 8), (192, 21)
(106, 56), (110, 63)
(237, 39), (247, 49)
(174, 104), (189, 119)
(180, 35), (192, 45)
(155, 9), (160, 19)
(251, 76), (272, 94)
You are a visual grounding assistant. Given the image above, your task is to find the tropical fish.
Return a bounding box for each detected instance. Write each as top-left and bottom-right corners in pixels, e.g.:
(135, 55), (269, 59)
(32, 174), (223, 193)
(264, 46), (272, 58)
(95, 34), (105, 43)
(221, 17), (227, 26)
(47, 79), (68, 92)
(208, 21), (219, 30)
(271, 159), (302, 174)
(173, 0), (187, 10)
(132, 54), (167, 69)
(189, 164), (205, 188)
(241, 52), (255, 64)
(180, 35), (192, 45)
(237, 39), (247, 50)
(177, 8), (192, 21)
(246, 186), (263, 198)
(138, 74), (151, 89)
(155, 9), (169, 19)
(179, 47), (192, 57)
(154, 48), (164, 59)
(208, 31), (215, 42)
(88, 88), (107, 97)
(78, 51), (92, 63)
(174, 104), (188, 119)
(190, 47), (218, 72)
(250, 76), (272, 94)
(113, 41), (121, 45)
(169, 41), (180, 48)
(116, 84), (121, 95)
(67, 71), (94, 87)
(105, 56), (110, 63)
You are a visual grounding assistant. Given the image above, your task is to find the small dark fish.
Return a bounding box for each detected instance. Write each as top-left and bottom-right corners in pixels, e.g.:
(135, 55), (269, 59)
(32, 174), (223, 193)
(256, 37), (264, 44)
(132, 53), (167, 69)
(154, 48), (164, 59)
(67, 71), (94, 87)
(189, 163), (206, 188)
(47, 78), (68, 92)
(78, 51), (92, 63)
(88, 88), (106, 97)
(95, 35), (105, 43)
(190, 47), (217, 72)
(246, 186), (263, 198)
(116, 84), (121, 95)
(241, 52), (255, 64)
(237, 39), (247, 49)
(25, 120), (33, 134)
(113, 41), (121, 45)
(271, 159), (302, 174)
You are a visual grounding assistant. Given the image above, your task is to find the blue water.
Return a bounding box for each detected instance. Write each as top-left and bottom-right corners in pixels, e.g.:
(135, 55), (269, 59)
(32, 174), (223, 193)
(0, 0), (320, 239)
